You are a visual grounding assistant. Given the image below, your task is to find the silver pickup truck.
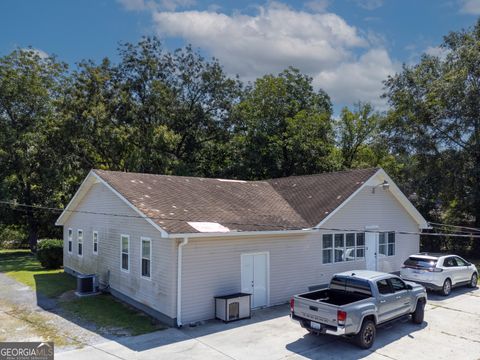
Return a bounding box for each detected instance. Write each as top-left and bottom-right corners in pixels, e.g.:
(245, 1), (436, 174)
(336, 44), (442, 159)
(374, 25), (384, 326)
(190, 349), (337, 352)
(290, 270), (427, 348)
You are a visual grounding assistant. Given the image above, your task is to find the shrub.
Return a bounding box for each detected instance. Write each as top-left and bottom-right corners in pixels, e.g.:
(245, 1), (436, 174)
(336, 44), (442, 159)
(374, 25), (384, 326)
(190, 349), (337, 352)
(0, 225), (28, 249)
(37, 239), (64, 269)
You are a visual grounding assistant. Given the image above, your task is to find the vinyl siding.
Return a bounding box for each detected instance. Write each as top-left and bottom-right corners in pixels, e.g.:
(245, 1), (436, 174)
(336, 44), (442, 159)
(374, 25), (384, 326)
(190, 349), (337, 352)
(321, 186), (420, 273)
(179, 185), (420, 324)
(63, 182), (177, 319)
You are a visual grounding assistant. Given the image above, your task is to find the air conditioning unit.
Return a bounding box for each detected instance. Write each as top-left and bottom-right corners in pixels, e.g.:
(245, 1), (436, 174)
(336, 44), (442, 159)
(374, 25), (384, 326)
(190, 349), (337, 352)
(214, 293), (251, 322)
(76, 274), (98, 296)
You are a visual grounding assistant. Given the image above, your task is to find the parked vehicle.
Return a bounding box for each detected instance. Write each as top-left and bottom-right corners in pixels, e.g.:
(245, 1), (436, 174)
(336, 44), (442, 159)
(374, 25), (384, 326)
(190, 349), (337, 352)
(290, 270), (427, 349)
(400, 253), (478, 296)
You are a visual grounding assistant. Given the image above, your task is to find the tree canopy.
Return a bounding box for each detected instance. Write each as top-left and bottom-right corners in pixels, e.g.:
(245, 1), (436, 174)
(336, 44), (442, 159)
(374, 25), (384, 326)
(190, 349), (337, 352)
(1, 20), (480, 257)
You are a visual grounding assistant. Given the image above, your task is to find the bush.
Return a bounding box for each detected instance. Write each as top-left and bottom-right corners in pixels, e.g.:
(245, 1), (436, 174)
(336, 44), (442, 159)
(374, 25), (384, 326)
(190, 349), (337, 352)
(36, 239), (64, 269)
(0, 225), (28, 249)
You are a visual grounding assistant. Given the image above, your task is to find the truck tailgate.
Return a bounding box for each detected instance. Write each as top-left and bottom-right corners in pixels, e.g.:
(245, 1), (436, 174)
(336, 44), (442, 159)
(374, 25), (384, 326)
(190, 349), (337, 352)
(293, 296), (338, 327)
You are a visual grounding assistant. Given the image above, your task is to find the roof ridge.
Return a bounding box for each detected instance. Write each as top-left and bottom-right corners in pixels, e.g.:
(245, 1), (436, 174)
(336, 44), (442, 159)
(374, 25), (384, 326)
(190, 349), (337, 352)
(94, 167), (380, 183)
(266, 167), (379, 183)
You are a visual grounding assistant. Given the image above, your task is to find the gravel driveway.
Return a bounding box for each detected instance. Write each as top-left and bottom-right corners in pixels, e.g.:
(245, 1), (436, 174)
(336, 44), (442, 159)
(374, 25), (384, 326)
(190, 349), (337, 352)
(0, 273), (111, 351)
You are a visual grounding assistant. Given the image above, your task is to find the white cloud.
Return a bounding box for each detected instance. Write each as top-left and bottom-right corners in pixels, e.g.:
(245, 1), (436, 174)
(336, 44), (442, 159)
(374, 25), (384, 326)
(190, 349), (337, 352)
(150, 2), (397, 107)
(304, 0), (330, 13)
(354, 0), (384, 10)
(460, 0), (480, 14)
(117, 0), (195, 11)
(23, 48), (49, 59)
(153, 4), (367, 77)
(314, 48), (398, 109)
(425, 45), (449, 60)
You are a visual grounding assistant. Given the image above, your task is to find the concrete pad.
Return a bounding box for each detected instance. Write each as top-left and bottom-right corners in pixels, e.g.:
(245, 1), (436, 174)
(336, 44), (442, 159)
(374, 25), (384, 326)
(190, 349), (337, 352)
(56, 287), (480, 360)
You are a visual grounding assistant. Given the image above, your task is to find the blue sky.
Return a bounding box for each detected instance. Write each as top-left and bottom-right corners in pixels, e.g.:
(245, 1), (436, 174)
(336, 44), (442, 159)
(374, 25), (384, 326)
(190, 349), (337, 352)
(1, 0), (479, 111)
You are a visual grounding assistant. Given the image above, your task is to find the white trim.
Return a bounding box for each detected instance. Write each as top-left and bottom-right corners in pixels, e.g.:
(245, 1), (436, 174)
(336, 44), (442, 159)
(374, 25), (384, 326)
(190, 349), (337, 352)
(55, 170), (98, 226)
(77, 229), (83, 257)
(140, 237), (152, 280)
(240, 251), (270, 308)
(316, 168), (429, 230)
(120, 234), (130, 273)
(55, 171), (169, 238)
(177, 237), (189, 327)
(67, 228), (73, 254)
(169, 229), (314, 239)
(92, 172), (169, 238)
(92, 231), (98, 255)
(377, 169), (429, 229)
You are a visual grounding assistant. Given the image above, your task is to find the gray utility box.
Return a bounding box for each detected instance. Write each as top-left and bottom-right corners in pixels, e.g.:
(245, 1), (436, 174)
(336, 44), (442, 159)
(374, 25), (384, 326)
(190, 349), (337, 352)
(76, 274), (98, 295)
(214, 293), (251, 322)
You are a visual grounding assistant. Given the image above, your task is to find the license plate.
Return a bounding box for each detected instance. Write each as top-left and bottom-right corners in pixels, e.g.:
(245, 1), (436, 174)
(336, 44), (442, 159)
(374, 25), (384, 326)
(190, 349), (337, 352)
(310, 321), (322, 330)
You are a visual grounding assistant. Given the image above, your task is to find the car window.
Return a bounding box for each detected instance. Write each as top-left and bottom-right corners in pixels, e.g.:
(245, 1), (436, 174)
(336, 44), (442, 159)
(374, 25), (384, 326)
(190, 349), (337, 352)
(388, 277), (407, 292)
(443, 257), (456, 267)
(455, 257), (467, 266)
(376, 279), (392, 295)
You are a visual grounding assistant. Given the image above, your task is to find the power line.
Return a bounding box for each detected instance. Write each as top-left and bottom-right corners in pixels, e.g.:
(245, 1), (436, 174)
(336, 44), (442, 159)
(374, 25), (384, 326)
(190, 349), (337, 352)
(3, 200), (480, 238)
(428, 221), (480, 233)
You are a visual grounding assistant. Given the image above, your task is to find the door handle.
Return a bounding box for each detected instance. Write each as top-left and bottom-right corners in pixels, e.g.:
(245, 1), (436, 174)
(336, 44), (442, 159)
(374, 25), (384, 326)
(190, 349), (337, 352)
(395, 296), (402, 299)
(380, 300), (386, 303)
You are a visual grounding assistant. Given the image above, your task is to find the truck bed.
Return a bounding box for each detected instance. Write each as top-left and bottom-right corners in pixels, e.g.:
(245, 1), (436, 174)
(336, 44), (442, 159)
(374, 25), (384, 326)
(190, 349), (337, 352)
(298, 288), (371, 306)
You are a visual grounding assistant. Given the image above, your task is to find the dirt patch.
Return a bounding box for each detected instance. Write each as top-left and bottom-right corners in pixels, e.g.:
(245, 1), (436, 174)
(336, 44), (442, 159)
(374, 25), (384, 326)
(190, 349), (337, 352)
(0, 299), (81, 347)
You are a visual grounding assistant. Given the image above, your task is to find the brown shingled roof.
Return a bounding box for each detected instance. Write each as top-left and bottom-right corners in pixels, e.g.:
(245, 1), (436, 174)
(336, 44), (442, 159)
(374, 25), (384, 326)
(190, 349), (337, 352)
(93, 168), (378, 234)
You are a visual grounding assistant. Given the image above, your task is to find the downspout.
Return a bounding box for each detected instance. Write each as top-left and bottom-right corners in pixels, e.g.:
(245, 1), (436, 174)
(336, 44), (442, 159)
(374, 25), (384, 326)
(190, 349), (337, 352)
(176, 237), (189, 327)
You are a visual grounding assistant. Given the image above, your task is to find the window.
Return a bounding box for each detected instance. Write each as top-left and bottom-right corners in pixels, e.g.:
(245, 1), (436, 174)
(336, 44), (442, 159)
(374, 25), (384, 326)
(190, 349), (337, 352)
(356, 233), (365, 259)
(389, 277), (407, 292)
(330, 276), (372, 296)
(141, 238), (151, 278)
(77, 229), (83, 256)
(387, 232), (395, 256)
(377, 279), (392, 295)
(322, 233), (366, 264)
(322, 234), (333, 264)
(379, 232), (386, 255)
(334, 234), (345, 262)
(345, 233), (355, 262)
(121, 235), (129, 271)
(443, 257), (456, 267)
(379, 232), (395, 256)
(68, 228), (73, 253)
(454, 257), (467, 266)
(93, 231), (98, 254)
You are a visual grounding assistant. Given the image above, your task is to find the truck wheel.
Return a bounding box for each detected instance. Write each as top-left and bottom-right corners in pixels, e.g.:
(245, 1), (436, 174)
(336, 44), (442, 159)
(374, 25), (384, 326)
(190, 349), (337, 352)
(354, 319), (376, 349)
(411, 299), (425, 324)
(441, 279), (451, 296)
(468, 273), (478, 288)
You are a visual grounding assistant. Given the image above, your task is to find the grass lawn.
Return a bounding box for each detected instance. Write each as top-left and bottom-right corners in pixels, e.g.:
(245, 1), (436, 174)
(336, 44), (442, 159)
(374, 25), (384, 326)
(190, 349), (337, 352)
(61, 294), (165, 335)
(0, 249), (76, 297)
(0, 249), (166, 336)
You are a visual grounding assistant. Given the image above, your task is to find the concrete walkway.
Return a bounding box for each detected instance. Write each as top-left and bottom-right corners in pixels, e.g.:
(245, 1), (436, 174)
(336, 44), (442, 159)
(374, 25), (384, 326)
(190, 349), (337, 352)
(57, 287), (480, 360)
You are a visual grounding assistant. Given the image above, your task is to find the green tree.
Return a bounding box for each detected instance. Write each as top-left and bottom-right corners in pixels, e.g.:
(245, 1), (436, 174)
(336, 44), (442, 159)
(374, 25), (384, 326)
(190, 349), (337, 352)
(336, 102), (381, 169)
(115, 38), (242, 175)
(384, 20), (480, 254)
(0, 49), (68, 250)
(233, 67), (336, 179)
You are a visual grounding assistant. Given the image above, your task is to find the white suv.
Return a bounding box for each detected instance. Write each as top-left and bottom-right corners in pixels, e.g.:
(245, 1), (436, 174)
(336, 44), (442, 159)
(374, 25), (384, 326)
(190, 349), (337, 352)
(400, 253), (478, 296)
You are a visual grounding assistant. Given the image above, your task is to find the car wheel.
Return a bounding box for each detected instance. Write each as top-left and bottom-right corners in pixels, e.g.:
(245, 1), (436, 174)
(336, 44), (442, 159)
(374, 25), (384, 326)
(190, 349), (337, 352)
(411, 299), (425, 324)
(354, 319), (376, 349)
(468, 273), (478, 288)
(441, 278), (452, 296)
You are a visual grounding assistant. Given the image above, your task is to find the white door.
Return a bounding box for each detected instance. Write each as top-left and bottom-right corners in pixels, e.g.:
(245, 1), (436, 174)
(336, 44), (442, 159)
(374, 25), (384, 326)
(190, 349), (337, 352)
(241, 253), (268, 308)
(365, 231), (378, 271)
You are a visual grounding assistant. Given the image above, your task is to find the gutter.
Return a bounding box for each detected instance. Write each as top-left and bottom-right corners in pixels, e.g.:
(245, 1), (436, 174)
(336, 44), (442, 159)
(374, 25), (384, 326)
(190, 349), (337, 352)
(176, 236), (189, 327)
